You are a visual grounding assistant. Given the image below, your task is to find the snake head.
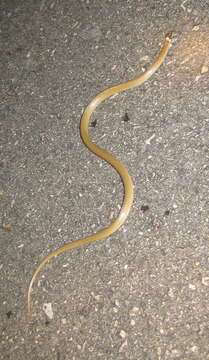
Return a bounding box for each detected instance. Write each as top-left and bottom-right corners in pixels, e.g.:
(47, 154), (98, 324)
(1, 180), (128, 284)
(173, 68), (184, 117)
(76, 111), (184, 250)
(165, 31), (178, 44)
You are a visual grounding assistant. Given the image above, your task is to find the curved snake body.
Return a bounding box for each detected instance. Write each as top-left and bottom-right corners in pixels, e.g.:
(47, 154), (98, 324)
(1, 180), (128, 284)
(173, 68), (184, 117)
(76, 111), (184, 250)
(27, 33), (173, 314)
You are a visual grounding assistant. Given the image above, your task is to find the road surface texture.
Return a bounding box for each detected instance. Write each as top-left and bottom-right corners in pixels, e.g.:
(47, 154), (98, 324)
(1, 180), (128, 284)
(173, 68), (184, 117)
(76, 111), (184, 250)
(0, 0), (208, 359)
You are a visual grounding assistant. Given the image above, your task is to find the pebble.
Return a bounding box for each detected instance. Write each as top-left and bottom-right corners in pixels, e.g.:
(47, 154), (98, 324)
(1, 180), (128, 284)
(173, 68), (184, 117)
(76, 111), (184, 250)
(43, 303), (53, 320)
(129, 306), (140, 316)
(201, 65), (208, 74)
(119, 339), (128, 353)
(189, 283), (196, 290)
(120, 330), (127, 339)
(202, 276), (209, 286)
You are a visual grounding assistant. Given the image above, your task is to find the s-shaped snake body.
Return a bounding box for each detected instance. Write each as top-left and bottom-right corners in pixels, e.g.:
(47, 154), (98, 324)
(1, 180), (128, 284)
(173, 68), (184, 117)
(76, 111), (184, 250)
(27, 32), (173, 314)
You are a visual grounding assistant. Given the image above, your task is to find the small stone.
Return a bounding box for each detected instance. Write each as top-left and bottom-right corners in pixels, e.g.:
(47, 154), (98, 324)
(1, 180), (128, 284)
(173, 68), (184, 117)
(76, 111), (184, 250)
(201, 65), (208, 74)
(195, 74), (201, 82)
(114, 320), (118, 327)
(189, 283), (196, 290)
(168, 288), (175, 298)
(171, 348), (181, 356)
(119, 339), (128, 353)
(157, 347), (161, 356)
(130, 306), (140, 316)
(140, 55), (149, 62)
(43, 303), (53, 320)
(190, 345), (199, 352)
(192, 25), (199, 31)
(115, 299), (120, 307)
(120, 330), (127, 339)
(202, 276), (209, 286)
(91, 292), (102, 301)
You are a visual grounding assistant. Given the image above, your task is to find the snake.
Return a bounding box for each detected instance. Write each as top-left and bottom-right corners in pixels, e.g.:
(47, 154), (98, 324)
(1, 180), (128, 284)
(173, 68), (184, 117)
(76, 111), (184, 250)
(27, 32), (173, 314)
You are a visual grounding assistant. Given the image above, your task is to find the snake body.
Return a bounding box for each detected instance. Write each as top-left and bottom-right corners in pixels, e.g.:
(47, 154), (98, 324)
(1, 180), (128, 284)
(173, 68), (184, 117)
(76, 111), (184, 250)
(27, 32), (173, 314)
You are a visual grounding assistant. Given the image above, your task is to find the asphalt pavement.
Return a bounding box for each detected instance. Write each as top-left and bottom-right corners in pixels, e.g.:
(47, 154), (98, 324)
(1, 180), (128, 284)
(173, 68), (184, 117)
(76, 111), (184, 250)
(0, 0), (209, 359)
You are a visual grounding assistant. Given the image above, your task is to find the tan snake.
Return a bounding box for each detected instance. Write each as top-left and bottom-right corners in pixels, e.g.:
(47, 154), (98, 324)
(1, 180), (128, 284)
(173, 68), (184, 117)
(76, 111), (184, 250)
(27, 32), (173, 314)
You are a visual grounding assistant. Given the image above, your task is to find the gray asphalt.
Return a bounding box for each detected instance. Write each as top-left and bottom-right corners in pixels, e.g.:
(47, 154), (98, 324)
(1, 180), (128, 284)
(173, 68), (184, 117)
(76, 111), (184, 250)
(1, 0), (209, 359)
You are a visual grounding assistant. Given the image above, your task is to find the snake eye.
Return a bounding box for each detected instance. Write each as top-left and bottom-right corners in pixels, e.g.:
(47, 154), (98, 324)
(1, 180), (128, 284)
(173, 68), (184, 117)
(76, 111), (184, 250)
(165, 31), (178, 44)
(165, 31), (173, 40)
